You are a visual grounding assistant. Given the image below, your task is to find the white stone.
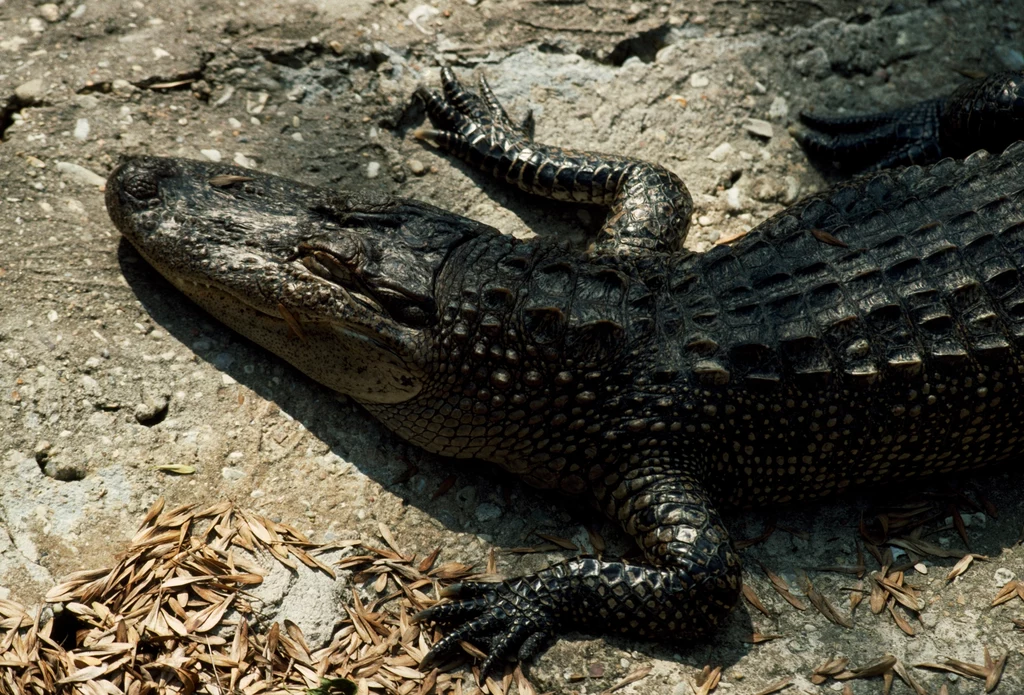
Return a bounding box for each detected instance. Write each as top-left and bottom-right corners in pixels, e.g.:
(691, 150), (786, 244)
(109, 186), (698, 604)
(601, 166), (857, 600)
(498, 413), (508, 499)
(707, 142), (734, 162)
(744, 118), (773, 139)
(73, 118), (90, 141)
(768, 96), (789, 120)
(56, 161), (105, 187)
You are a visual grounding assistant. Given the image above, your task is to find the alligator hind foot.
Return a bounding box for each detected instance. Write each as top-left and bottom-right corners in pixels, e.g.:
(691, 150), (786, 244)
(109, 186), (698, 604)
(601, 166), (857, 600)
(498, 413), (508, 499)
(794, 70), (1024, 171)
(793, 98), (947, 171)
(415, 67), (694, 255)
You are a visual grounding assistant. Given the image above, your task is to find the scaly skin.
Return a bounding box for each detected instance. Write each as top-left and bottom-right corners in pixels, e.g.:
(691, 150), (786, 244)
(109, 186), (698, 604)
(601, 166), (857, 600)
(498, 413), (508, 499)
(106, 68), (1024, 679)
(794, 70), (1024, 170)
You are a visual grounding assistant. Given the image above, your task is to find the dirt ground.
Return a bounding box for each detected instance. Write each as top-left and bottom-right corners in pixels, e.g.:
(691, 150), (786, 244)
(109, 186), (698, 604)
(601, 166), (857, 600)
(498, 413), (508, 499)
(2, 0), (1024, 693)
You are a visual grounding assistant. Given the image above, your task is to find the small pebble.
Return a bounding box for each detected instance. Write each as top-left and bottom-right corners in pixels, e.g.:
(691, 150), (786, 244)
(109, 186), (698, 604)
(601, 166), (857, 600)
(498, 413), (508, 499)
(43, 459), (87, 482)
(725, 187), (743, 211)
(768, 96), (789, 120)
(697, 215), (712, 226)
(222, 467), (247, 481)
(409, 4), (440, 33)
(56, 161), (106, 187)
(233, 152), (257, 168)
(783, 176), (801, 204)
(689, 73), (710, 88)
(475, 502), (502, 522)
(994, 567), (1015, 587)
(134, 395), (169, 425)
(15, 79), (45, 104)
(73, 118), (90, 141)
(200, 149), (222, 162)
(707, 142), (734, 162)
(112, 79), (135, 95)
(38, 3), (60, 22)
(994, 45), (1024, 71)
(744, 118), (773, 139)
(366, 161), (381, 178)
(291, 131), (303, 142)
(914, 562), (928, 575)
(407, 158), (426, 175)
(81, 375), (100, 395)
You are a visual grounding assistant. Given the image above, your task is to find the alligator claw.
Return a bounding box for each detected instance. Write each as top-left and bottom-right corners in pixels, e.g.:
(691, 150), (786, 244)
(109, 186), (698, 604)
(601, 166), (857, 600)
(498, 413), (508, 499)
(416, 578), (556, 681)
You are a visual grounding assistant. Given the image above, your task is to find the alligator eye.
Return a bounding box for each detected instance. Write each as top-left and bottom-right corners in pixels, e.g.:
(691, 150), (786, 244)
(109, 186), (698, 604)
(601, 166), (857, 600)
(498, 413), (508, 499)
(124, 173), (159, 201)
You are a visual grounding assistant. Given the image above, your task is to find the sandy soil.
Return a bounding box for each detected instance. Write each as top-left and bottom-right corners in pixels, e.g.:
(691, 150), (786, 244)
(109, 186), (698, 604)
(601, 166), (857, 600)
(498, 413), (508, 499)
(2, 0), (1024, 692)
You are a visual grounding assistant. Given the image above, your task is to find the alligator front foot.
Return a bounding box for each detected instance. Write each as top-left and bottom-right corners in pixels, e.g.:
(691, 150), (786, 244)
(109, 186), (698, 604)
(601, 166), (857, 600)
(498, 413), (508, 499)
(414, 66), (694, 253)
(416, 575), (558, 680)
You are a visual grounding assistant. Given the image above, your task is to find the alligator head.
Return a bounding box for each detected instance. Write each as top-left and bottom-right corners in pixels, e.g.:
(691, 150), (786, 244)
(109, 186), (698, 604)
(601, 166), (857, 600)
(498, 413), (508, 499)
(106, 155), (490, 403)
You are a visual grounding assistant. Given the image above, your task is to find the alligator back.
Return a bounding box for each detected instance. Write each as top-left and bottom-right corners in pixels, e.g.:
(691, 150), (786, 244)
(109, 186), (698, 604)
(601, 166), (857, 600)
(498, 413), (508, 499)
(662, 142), (1024, 505)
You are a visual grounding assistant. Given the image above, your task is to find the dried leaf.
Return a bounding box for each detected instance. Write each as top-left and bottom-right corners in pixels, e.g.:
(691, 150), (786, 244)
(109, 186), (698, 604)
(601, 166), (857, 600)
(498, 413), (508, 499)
(835, 654), (897, 680)
(741, 582), (771, 617)
(887, 601), (915, 636)
(534, 533), (578, 551)
(991, 580), (1020, 607)
(811, 227), (849, 248)
(985, 649), (1007, 692)
(155, 463), (197, 475)
(762, 565), (806, 611)
(752, 677), (793, 695)
(600, 665), (652, 694)
(889, 537), (967, 559)
(798, 572), (853, 628)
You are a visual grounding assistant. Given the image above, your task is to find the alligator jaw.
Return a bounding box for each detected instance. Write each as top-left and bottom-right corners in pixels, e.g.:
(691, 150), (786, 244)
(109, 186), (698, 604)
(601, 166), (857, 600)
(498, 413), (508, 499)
(105, 155), (438, 404)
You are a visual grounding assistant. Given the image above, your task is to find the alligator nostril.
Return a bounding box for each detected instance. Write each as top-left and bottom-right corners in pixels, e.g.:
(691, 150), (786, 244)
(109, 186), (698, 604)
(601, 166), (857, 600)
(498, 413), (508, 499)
(124, 172), (159, 200)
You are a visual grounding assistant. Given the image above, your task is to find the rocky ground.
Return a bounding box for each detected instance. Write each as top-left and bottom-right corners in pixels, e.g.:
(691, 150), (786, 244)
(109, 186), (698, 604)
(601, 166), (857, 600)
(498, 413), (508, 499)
(2, 0), (1024, 693)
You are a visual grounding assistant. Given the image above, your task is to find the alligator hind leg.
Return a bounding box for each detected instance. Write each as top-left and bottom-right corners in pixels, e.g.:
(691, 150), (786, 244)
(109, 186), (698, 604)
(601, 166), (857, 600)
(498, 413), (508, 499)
(415, 464), (741, 679)
(415, 67), (693, 256)
(794, 70), (1024, 171)
(793, 98), (947, 171)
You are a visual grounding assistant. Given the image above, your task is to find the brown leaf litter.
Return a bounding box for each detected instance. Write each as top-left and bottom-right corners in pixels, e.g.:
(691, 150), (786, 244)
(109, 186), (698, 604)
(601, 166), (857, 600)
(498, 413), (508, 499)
(809, 648), (1009, 694)
(0, 498), (568, 695)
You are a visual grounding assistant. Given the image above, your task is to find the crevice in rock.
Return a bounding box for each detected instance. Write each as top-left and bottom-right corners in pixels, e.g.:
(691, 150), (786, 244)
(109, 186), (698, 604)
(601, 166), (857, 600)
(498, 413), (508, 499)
(0, 97), (17, 142)
(598, 24), (676, 65)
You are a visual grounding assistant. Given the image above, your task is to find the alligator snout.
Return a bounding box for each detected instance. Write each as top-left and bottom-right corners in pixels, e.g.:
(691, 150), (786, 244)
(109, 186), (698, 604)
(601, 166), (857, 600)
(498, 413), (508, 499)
(105, 155), (180, 237)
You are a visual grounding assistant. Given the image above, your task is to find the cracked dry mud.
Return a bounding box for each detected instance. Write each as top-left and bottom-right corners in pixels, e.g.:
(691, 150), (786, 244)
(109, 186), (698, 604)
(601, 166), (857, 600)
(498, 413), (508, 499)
(2, 0), (1024, 693)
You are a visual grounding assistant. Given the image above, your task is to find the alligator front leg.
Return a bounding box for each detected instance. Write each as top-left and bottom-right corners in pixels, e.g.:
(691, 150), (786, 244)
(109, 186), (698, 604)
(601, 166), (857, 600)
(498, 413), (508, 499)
(416, 465), (741, 679)
(794, 70), (1024, 171)
(415, 67), (694, 256)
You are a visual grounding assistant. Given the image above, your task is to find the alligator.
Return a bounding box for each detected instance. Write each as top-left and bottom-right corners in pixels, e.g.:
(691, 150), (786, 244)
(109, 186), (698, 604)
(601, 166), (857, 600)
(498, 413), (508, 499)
(105, 68), (1024, 677)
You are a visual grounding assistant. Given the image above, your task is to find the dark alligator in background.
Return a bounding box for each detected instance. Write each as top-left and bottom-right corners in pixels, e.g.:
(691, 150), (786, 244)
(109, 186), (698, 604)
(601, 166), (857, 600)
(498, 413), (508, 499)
(105, 68), (1024, 678)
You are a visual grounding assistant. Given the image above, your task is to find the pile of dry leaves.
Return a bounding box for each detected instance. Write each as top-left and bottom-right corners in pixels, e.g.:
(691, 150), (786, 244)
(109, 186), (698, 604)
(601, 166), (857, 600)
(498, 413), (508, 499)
(0, 499), (542, 695)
